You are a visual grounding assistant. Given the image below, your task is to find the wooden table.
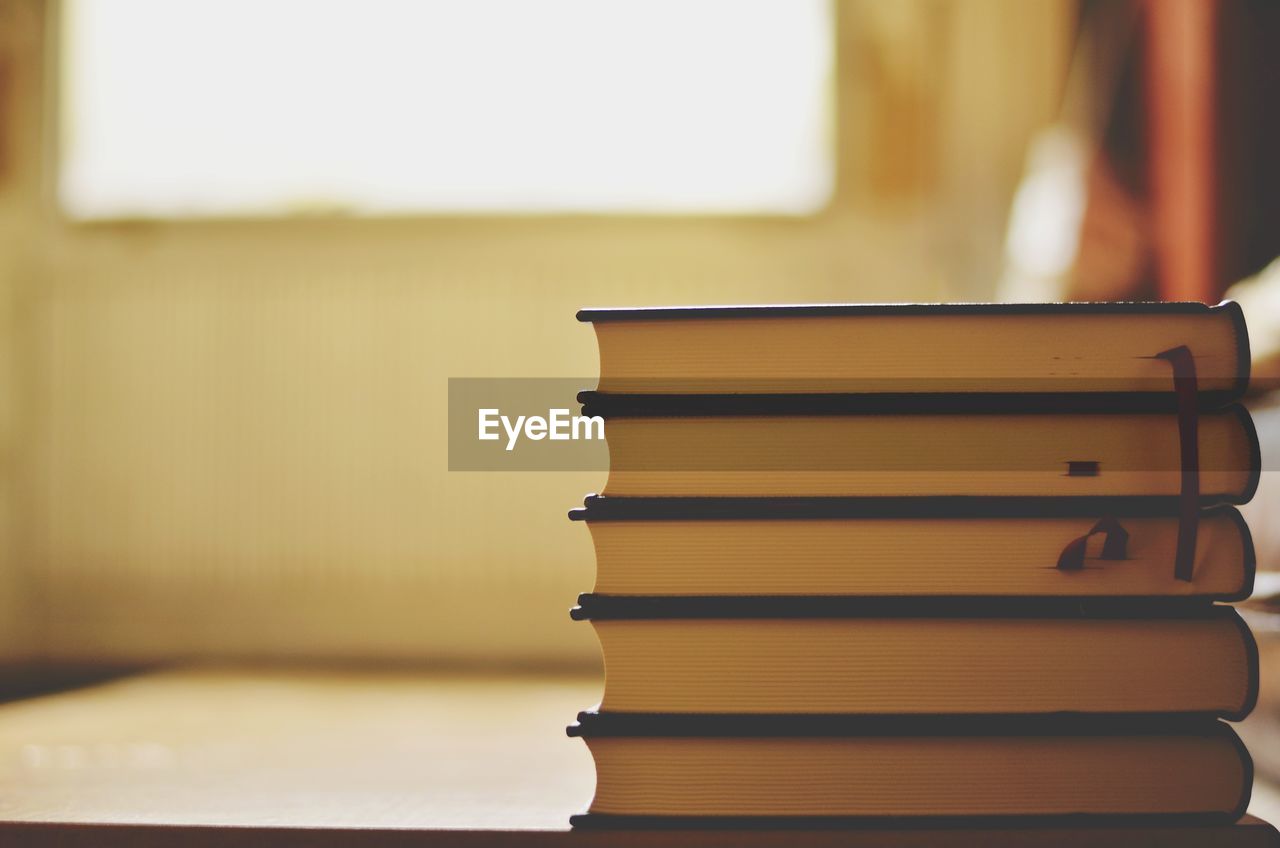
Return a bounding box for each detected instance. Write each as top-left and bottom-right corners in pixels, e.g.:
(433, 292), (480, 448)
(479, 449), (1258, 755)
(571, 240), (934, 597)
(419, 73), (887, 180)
(1, 669), (1275, 846)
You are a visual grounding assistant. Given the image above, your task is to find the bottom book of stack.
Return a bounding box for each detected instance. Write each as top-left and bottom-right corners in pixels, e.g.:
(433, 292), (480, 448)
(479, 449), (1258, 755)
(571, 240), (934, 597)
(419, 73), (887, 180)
(569, 713), (1249, 825)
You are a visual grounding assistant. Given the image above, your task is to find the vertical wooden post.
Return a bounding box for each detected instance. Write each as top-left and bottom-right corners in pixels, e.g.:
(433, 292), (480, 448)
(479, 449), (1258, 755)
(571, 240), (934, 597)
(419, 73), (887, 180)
(1145, 0), (1219, 302)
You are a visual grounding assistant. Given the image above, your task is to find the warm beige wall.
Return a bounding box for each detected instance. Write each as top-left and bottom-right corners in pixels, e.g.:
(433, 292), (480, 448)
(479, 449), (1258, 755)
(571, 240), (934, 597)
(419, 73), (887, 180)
(0, 0), (47, 663)
(3, 0), (1072, 666)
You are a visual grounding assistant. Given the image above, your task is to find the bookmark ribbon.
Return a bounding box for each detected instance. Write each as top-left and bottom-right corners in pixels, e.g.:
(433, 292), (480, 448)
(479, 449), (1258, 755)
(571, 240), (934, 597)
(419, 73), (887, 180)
(1056, 516), (1130, 571)
(1053, 345), (1199, 581)
(1156, 345), (1200, 582)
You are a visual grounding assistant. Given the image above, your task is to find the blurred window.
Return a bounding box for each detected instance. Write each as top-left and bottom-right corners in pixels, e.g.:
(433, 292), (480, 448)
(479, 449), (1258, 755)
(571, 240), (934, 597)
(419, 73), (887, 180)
(59, 0), (833, 219)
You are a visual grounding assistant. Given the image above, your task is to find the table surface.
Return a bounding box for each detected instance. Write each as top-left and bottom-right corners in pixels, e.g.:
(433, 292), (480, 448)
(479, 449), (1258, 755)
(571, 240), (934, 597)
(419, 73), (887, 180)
(0, 668), (601, 830)
(0, 668), (1276, 846)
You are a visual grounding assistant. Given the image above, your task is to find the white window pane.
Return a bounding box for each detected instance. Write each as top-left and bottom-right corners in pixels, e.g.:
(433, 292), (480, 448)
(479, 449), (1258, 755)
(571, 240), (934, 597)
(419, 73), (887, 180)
(60, 0), (834, 218)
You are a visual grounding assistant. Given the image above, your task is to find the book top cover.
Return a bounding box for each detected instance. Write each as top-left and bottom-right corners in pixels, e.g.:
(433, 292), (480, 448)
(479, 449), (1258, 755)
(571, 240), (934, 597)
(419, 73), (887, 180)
(567, 710), (1244, 738)
(568, 594), (1255, 623)
(569, 495), (1254, 522)
(577, 300), (1240, 322)
(579, 301), (1251, 401)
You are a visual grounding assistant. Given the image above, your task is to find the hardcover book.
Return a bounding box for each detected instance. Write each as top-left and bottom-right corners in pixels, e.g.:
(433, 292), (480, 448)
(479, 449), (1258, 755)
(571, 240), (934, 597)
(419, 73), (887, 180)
(579, 301), (1249, 399)
(569, 714), (1252, 822)
(572, 597), (1257, 718)
(573, 497), (1254, 600)
(590, 406), (1258, 500)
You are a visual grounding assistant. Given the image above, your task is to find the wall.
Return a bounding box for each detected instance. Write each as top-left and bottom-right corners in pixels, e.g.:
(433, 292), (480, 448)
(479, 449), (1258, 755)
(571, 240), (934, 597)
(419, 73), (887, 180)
(1, 0), (1071, 666)
(0, 0), (45, 664)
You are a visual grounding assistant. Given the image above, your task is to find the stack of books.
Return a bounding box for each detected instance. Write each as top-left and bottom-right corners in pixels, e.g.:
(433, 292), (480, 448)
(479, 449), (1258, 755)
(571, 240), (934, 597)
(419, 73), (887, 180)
(567, 303), (1274, 842)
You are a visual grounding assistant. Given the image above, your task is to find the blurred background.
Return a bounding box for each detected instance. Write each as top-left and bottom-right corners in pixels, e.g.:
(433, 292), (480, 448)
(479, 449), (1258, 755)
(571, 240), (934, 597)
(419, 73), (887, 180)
(2, 0), (1280, 824)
